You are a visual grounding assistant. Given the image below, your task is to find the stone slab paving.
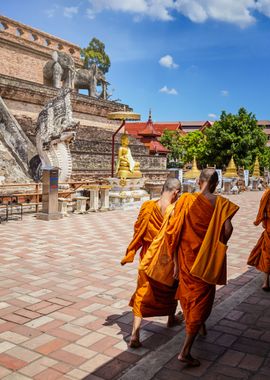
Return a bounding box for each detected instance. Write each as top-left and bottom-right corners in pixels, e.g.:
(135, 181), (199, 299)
(0, 191), (267, 379)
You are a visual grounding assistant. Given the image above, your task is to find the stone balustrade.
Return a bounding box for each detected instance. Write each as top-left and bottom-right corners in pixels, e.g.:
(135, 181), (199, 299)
(0, 15), (81, 61)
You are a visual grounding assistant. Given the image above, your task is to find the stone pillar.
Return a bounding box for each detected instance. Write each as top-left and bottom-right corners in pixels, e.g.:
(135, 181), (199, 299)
(58, 198), (69, 217)
(251, 178), (258, 191)
(37, 168), (62, 220)
(100, 186), (111, 211)
(74, 196), (88, 214)
(89, 186), (100, 212)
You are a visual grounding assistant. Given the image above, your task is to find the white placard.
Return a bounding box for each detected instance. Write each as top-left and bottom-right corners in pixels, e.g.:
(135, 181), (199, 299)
(216, 169), (222, 189)
(244, 170), (249, 187)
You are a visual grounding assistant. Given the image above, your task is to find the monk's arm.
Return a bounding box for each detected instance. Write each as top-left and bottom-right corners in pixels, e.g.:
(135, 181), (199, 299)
(220, 218), (233, 244)
(121, 202), (151, 265)
(173, 250), (179, 280)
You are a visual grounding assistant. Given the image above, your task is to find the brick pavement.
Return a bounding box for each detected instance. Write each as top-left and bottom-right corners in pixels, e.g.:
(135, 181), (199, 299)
(0, 191), (268, 379)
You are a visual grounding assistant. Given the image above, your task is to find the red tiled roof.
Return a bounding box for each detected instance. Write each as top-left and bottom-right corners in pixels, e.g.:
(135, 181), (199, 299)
(138, 117), (161, 137)
(126, 122), (181, 137)
(149, 140), (170, 153)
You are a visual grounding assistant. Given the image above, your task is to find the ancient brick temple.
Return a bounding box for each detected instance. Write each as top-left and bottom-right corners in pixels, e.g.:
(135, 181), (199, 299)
(0, 15), (167, 182)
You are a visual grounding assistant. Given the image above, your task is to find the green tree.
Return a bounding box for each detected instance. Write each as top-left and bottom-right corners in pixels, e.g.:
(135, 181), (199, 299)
(160, 130), (207, 167)
(204, 108), (267, 170)
(81, 37), (111, 74)
(178, 130), (207, 166)
(160, 130), (182, 164)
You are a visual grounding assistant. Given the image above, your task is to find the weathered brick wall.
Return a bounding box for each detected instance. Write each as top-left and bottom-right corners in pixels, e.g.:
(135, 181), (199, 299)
(0, 15), (82, 85)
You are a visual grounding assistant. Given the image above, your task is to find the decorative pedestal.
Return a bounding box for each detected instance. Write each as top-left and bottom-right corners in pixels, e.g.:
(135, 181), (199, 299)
(108, 178), (150, 210)
(251, 178), (258, 191)
(223, 178), (233, 194)
(58, 198), (70, 217)
(74, 196), (88, 214)
(144, 181), (164, 199)
(37, 168), (62, 221)
(182, 180), (197, 193)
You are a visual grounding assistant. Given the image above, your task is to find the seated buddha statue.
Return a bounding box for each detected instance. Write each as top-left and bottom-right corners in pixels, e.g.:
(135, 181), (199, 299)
(116, 132), (142, 179)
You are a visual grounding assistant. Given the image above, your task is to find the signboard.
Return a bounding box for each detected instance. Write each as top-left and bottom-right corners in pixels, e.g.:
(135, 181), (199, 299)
(244, 170), (249, 187)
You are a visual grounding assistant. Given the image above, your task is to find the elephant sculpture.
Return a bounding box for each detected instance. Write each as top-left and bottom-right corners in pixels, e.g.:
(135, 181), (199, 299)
(74, 64), (107, 98)
(43, 51), (75, 89)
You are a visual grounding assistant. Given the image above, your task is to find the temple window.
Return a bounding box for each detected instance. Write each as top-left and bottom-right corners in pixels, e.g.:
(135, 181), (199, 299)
(29, 32), (38, 41)
(58, 43), (63, 50)
(69, 48), (75, 54)
(0, 22), (8, 31)
(16, 28), (24, 36)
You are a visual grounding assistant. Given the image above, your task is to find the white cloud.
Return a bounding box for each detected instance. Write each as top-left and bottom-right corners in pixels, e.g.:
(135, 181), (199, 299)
(86, 0), (270, 27)
(45, 7), (57, 18)
(64, 6), (79, 18)
(256, 0), (270, 17)
(220, 90), (229, 96)
(159, 55), (178, 68)
(208, 113), (217, 119)
(159, 85), (178, 95)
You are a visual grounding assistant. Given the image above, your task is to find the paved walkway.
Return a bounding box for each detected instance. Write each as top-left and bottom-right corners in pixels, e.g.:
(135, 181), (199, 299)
(0, 191), (268, 379)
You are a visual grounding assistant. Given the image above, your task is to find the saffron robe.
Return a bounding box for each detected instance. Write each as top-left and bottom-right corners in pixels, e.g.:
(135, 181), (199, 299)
(165, 193), (238, 335)
(247, 189), (270, 274)
(121, 200), (177, 317)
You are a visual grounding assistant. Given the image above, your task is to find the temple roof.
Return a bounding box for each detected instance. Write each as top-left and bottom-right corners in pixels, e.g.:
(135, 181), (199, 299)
(138, 112), (161, 137)
(149, 140), (170, 154)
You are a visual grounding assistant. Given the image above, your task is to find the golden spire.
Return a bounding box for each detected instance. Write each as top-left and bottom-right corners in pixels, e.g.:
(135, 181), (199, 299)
(184, 157), (201, 179)
(224, 157), (238, 178)
(252, 156), (260, 177)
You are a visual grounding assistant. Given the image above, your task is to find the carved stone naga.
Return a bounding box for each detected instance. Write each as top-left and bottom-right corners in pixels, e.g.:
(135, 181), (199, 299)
(43, 51), (109, 99)
(35, 89), (78, 182)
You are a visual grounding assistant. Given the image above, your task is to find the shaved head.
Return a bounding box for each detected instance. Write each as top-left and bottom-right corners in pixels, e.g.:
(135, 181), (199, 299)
(162, 177), (181, 194)
(199, 168), (218, 193)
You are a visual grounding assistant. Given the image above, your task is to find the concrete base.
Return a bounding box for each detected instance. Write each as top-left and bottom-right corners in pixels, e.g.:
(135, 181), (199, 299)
(109, 178), (150, 210)
(36, 212), (63, 221)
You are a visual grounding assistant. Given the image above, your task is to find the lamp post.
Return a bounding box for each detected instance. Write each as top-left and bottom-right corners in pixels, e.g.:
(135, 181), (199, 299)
(107, 111), (140, 178)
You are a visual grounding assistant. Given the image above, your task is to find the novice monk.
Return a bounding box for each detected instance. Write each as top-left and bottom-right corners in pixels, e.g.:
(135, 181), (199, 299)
(121, 177), (182, 348)
(166, 169), (239, 366)
(247, 187), (270, 290)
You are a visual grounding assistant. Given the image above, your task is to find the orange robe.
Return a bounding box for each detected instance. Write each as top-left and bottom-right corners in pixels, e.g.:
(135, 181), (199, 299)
(247, 188), (270, 273)
(121, 200), (177, 318)
(166, 193), (238, 335)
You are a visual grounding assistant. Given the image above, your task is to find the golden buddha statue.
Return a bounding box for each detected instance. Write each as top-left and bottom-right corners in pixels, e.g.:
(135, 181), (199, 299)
(116, 132), (142, 179)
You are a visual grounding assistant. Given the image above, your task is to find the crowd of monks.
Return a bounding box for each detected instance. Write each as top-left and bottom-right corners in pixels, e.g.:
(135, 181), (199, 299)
(121, 169), (270, 367)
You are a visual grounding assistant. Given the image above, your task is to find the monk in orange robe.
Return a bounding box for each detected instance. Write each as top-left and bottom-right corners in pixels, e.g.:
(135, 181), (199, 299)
(247, 188), (270, 290)
(165, 169), (239, 366)
(121, 177), (182, 348)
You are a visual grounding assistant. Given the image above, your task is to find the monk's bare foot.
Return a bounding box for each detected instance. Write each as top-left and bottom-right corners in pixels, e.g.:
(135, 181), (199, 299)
(178, 353), (200, 367)
(167, 312), (184, 327)
(129, 335), (142, 349)
(199, 323), (207, 337)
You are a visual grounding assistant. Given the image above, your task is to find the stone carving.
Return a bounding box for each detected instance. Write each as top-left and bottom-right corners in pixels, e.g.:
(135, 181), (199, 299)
(116, 132), (142, 179)
(74, 64), (107, 98)
(35, 88), (78, 182)
(43, 51), (75, 89)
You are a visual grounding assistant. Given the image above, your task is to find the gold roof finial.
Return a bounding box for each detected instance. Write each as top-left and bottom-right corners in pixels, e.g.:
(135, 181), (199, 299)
(252, 156), (260, 177)
(184, 157), (201, 179)
(224, 157), (238, 178)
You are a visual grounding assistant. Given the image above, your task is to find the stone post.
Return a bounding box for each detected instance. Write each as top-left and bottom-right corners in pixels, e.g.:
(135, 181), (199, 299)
(37, 168), (62, 220)
(89, 186), (100, 212)
(100, 186), (111, 211)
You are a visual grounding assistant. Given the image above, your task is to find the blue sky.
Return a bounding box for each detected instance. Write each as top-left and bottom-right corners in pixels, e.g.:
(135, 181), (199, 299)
(1, 0), (270, 121)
